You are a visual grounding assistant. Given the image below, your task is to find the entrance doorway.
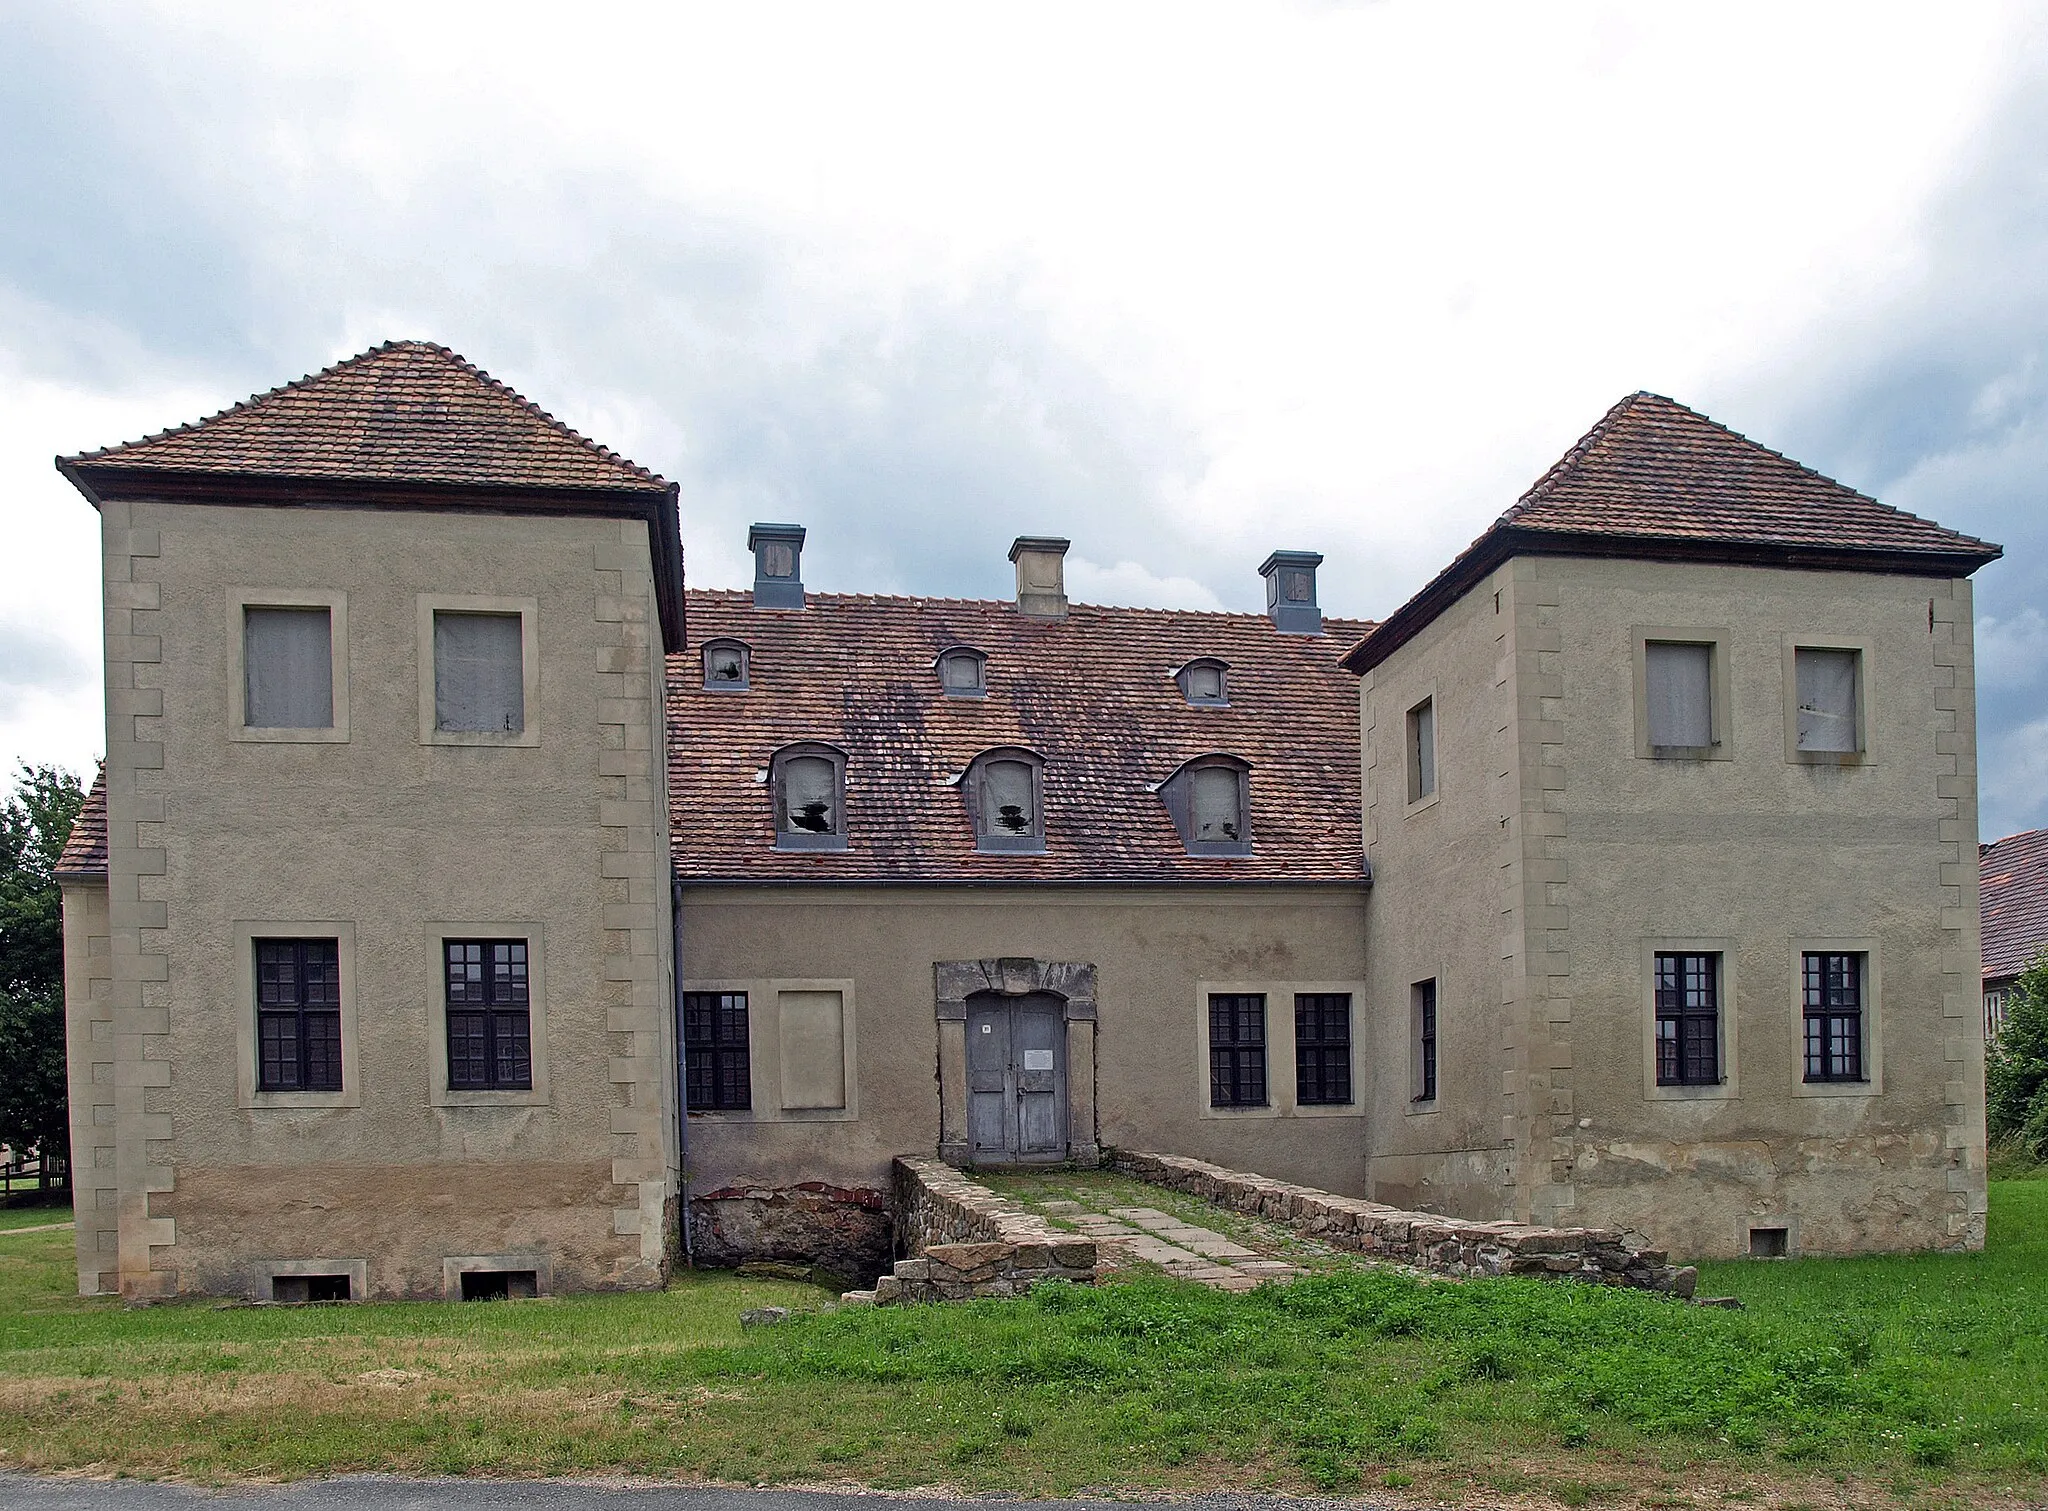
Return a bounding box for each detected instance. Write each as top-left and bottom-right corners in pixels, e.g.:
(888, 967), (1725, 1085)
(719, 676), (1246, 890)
(965, 991), (1067, 1164)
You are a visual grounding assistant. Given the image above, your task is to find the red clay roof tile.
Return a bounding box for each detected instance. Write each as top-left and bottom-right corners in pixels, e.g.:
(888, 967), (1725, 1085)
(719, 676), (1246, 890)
(56, 772), (107, 882)
(1982, 827), (2048, 983)
(668, 591), (1371, 883)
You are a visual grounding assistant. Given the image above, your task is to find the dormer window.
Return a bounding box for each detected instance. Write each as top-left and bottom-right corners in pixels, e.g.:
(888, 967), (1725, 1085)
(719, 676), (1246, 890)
(703, 639), (750, 691)
(964, 748), (1045, 853)
(1175, 658), (1229, 708)
(1158, 755), (1252, 856)
(935, 646), (987, 698)
(770, 743), (848, 852)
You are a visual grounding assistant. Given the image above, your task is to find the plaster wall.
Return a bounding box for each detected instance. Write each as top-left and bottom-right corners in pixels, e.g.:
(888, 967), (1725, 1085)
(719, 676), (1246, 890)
(60, 879), (116, 1295)
(1531, 556), (1986, 1257)
(88, 496), (676, 1299)
(678, 885), (1370, 1204)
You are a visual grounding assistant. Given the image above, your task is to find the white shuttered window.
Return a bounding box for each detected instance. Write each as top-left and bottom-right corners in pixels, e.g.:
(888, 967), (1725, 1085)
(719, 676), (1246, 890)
(1645, 641), (1713, 748)
(1796, 648), (1860, 752)
(434, 612), (525, 733)
(243, 607), (333, 729)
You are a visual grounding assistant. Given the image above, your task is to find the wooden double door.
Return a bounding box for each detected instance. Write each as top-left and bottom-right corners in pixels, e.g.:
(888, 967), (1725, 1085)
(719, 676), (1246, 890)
(966, 992), (1067, 1164)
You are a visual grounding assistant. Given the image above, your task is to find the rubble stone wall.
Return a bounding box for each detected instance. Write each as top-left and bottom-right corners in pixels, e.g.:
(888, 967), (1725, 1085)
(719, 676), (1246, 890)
(1112, 1150), (1696, 1296)
(856, 1157), (1096, 1304)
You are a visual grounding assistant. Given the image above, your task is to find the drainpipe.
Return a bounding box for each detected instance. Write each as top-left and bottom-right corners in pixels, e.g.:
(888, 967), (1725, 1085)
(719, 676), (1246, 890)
(671, 875), (694, 1268)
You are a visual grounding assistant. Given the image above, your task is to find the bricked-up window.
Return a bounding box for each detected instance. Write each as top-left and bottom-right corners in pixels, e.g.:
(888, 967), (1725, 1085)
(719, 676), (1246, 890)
(1803, 953), (1866, 1082)
(444, 941), (532, 1091)
(434, 611), (524, 733)
(1654, 953), (1721, 1085)
(243, 606), (333, 728)
(1412, 979), (1438, 1102)
(684, 991), (752, 1110)
(1209, 993), (1267, 1108)
(1294, 993), (1352, 1105)
(255, 939), (342, 1092)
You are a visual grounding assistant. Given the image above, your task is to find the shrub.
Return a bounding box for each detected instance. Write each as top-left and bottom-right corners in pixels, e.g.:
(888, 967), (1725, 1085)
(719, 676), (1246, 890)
(1988, 957), (2048, 1161)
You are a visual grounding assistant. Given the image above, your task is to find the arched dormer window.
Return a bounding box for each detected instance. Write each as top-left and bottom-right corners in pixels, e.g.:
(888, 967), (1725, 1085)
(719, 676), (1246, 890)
(770, 743), (848, 851)
(703, 639), (750, 691)
(963, 747), (1045, 853)
(1157, 754), (1252, 856)
(1175, 657), (1229, 708)
(935, 646), (988, 698)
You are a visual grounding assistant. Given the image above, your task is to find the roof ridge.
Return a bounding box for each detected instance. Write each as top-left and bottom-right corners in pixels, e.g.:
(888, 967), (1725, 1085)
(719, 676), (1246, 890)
(683, 586), (1374, 626)
(1985, 826), (2048, 851)
(1507, 390), (1652, 519)
(64, 339), (671, 489)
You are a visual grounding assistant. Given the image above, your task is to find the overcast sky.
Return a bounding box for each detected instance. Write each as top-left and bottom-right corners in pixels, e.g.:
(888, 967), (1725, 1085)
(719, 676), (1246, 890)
(3, 2), (2045, 835)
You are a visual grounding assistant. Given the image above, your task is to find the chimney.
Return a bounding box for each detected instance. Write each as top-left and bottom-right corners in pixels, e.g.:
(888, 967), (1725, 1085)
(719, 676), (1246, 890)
(1259, 550), (1323, 634)
(1009, 536), (1070, 619)
(748, 523), (806, 609)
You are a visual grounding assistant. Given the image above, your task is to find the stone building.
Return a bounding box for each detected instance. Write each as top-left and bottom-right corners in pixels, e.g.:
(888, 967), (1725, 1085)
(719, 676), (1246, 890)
(54, 343), (2000, 1300)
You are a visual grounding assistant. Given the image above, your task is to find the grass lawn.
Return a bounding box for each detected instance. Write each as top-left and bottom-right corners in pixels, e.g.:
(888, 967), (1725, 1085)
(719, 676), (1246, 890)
(0, 1185), (2042, 1507)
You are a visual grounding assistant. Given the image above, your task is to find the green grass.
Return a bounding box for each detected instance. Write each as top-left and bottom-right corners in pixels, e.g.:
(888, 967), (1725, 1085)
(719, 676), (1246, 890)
(0, 1185), (2042, 1502)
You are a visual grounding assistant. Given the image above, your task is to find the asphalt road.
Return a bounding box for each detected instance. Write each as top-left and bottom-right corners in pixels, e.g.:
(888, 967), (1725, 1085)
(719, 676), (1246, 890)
(0, 1482), (1397, 1511)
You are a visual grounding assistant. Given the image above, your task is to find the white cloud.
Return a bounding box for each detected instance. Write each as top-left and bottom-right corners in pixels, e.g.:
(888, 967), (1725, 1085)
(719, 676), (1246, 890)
(1978, 609), (2048, 694)
(1065, 557), (1228, 613)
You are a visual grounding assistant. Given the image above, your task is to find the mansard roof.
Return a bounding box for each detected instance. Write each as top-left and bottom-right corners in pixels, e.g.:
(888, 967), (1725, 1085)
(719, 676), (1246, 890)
(668, 590), (1372, 884)
(56, 340), (686, 649)
(1343, 392), (2002, 673)
(1982, 827), (2048, 984)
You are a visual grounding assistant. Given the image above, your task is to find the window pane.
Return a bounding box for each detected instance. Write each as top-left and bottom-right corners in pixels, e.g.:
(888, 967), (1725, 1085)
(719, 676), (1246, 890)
(683, 992), (751, 1110)
(434, 612), (524, 733)
(940, 653), (981, 690)
(705, 646), (745, 685)
(1796, 648), (1859, 752)
(983, 760), (1035, 836)
(781, 755), (838, 834)
(303, 1011), (343, 1091)
(1192, 766), (1243, 842)
(244, 607), (333, 729)
(259, 1012), (300, 1091)
(1646, 642), (1712, 747)
(1185, 663), (1223, 700)
(1408, 701), (1435, 800)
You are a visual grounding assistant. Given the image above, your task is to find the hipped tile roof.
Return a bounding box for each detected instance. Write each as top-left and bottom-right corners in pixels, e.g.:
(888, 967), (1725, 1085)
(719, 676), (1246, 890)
(669, 591), (1371, 883)
(60, 340), (670, 495)
(1982, 828), (2048, 983)
(55, 772), (107, 883)
(1344, 392), (2002, 672)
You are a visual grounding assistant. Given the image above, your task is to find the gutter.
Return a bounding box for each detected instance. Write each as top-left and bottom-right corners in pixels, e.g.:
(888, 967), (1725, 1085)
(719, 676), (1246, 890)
(670, 875), (693, 1269)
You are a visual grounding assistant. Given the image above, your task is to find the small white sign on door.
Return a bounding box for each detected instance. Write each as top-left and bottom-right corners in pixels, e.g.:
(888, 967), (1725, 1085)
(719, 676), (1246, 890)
(1022, 1049), (1055, 1071)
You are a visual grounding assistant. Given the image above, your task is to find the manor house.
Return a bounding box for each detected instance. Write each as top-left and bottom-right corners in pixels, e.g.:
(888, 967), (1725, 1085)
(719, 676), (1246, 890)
(55, 342), (1998, 1299)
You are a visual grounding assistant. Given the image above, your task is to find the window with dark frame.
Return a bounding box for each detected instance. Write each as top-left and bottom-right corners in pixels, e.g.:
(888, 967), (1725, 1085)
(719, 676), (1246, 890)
(936, 647), (987, 696)
(1654, 952), (1721, 1086)
(1407, 698), (1436, 802)
(1176, 658), (1229, 707)
(1803, 952), (1866, 1083)
(683, 991), (752, 1110)
(1208, 993), (1268, 1108)
(255, 939), (342, 1092)
(1294, 993), (1352, 1106)
(443, 940), (533, 1091)
(1413, 978), (1438, 1102)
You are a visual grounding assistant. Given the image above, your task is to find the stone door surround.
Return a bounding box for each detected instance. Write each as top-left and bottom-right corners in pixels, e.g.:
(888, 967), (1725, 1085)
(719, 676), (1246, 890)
(936, 958), (1098, 1167)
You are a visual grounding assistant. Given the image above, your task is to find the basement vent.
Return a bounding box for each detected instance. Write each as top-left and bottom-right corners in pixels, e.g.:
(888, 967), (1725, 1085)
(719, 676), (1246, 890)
(1747, 1226), (1789, 1259)
(461, 1268), (539, 1301)
(271, 1274), (351, 1304)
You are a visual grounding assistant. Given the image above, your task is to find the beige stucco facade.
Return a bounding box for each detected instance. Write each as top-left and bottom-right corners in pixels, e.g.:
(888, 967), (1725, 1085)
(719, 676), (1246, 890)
(71, 494), (677, 1300)
(1360, 554), (1987, 1257)
(678, 885), (1370, 1200)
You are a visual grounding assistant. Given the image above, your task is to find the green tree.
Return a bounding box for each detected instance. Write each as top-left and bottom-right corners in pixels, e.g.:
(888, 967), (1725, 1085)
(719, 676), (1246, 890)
(0, 764), (87, 1186)
(1988, 955), (2048, 1162)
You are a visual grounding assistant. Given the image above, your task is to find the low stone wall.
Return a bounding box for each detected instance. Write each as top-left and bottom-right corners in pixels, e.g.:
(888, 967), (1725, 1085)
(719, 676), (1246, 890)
(846, 1157), (1097, 1304)
(1111, 1151), (1696, 1297)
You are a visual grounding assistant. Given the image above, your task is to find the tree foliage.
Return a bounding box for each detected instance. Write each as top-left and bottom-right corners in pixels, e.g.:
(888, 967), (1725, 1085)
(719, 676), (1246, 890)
(0, 764), (87, 1174)
(1988, 955), (2048, 1162)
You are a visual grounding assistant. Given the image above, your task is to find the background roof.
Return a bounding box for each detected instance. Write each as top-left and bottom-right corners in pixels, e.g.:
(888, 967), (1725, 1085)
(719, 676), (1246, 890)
(1983, 827), (2048, 982)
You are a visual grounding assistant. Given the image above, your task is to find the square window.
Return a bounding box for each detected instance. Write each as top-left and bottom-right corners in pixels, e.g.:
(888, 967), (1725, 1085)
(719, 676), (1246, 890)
(1645, 641), (1714, 750)
(1406, 698), (1436, 803)
(243, 606), (334, 729)
(704, 642), (749, 690)
(1208, 993), (1268, 1108)
(434, 612), (525, 733)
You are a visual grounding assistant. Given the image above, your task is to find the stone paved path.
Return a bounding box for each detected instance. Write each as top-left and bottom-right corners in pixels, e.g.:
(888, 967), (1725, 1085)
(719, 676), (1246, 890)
(1037, 1198), (1303, 1292)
